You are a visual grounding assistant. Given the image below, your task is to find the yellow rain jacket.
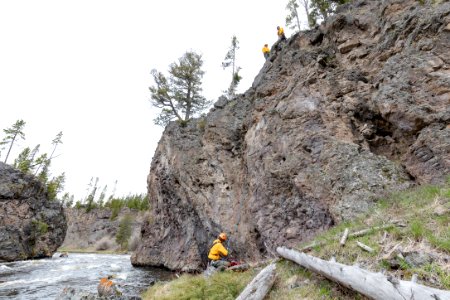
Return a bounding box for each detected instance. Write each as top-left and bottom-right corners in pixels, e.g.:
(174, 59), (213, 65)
(277, 27), (285, 37)
(208, 239), (228, 261)
(262, 46), (270, 54)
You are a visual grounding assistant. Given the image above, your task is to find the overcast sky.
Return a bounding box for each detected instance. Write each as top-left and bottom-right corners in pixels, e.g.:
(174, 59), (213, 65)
(0, 1), (308, 200)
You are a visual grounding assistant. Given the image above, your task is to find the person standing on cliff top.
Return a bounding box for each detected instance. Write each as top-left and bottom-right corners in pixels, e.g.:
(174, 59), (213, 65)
(277, 26), (286, 42)
(208, 232), (230, 270)
(262, 44), (270, 59)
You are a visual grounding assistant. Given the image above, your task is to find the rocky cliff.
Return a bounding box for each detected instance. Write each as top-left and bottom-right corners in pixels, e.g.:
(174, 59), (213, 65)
(132, 0), (450, 271)
(62, 208), (146, 251)
(0, 162), (67, 261)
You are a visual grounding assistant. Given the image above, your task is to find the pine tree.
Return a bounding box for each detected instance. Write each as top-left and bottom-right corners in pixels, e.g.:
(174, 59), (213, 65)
(85, 177), (99, 212)
(107, 180), (118, 203)
(49, 131), (63, 160)
(222, 35), (242, 98)
(66, 194), (75, 208)
(149, 51), (210, 126)
(309, 0), (349, 25)
(47, 173), (65, 200)
(34, 153), (49, 177)
(286, 0), (302, 32)
(1, 120), (26, 164)
(14, 147), (32, 173)
(98, 185), (108, 208)
(116, 214), (133, 250)
(34, 131), (62, 175)
(298, 0), (313, 28)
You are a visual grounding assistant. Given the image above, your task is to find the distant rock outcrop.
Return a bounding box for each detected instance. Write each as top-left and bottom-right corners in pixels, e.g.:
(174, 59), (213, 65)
(132, 0), (450, 271)
(0, 162), (67, 261)
(62, 208), (146, 251)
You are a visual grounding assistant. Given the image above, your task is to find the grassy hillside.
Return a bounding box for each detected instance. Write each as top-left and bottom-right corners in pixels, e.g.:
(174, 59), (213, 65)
(143, 179), (449, 299)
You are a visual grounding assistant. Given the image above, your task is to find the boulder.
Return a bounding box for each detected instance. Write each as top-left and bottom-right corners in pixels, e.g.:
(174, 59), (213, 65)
(56, 287), (141, 300)
(338, 39), (361, 54)
(0, 162), (66, 261)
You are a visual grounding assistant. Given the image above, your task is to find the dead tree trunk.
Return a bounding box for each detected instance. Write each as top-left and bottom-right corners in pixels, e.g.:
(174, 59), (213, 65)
(235, 263), (277, 300)
(277, 247), (450, 300)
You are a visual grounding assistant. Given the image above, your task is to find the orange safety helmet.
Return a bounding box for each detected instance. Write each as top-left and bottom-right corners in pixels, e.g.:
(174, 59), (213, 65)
(218, 232), (227, 241)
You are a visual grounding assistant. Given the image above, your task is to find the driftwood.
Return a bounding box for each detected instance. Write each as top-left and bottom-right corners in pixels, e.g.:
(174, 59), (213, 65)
(356, 241), (374, 253)
(298, 224), (399, 252)
(340, 228), (349, 246)
(277, 247), (450, 300)
(235, 263), (277, 300)
(349, 224), (395, 238)
(297, 241), (324, 252)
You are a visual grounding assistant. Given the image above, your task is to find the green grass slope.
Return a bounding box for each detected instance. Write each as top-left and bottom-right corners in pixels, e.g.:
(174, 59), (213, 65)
(143, 179), (449, 299)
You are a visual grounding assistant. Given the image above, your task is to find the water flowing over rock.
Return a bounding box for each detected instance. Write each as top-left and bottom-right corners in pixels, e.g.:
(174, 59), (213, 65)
(0, 162), (67, 261)
(132, 0), (450, 271)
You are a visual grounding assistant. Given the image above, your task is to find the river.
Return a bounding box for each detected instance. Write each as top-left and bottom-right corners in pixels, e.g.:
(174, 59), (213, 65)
(0, 253), (173, 300)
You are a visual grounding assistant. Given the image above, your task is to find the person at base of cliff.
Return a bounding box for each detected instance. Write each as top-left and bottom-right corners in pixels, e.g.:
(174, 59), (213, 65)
(277, 26), (286, 42)
(262, 44), (270, 59)
(208, 232), (230, 270)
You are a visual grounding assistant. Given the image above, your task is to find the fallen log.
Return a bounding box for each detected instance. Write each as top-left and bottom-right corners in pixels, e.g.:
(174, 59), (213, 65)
(349, 224), (395, 238)
(235, 263), (277, 300)
(296, 241), (324, 252)
(277, 247), (450, 300)
(340, 228), (349, 246)
(298, 223), (399, 252)
(356, 241), (374, 253)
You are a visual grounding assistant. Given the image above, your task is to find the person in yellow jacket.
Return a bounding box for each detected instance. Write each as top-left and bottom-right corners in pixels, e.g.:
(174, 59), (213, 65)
(208, 232), (230, 269)
(277, 26), (287, 42)
(262, 44), (270, 59)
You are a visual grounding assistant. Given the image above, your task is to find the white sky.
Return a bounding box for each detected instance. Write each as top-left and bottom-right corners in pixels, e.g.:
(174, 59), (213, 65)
(0, 1), (308, 200)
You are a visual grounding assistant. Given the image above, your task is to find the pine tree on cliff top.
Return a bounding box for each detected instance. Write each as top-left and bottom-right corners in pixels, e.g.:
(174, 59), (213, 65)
(309, 0), (350, 25)
(222, 35), (242, 98)
(149, 51), (211, 126)
(286, 0), (302, 32)
(0, 119), (26, 164)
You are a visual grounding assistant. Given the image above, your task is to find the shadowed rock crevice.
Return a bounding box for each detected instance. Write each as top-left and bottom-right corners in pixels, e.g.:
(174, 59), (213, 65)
(132, 0), (450, 271)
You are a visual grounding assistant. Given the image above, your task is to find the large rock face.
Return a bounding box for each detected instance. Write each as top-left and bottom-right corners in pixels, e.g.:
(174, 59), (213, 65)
(62, 208), (146, 251)
(0, 162), (67, 261)
(132, 0), (450, 271)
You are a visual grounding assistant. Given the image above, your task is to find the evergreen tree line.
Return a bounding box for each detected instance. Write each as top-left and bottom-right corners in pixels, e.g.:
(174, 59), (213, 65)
(0, 120), (150, 214)
(68, 177), (149, 216)
(0, 119), (65, 200)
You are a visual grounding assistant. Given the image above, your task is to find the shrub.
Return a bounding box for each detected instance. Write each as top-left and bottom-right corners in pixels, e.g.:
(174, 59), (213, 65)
(32, 220), (48, 235)
(95, 236), (114, 251)
(197, 118), (206, 131)
(116, 214), (133, 250)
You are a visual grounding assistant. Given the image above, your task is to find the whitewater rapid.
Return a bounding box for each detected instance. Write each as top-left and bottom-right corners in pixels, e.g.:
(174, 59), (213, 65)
(0, 253), (173, 300)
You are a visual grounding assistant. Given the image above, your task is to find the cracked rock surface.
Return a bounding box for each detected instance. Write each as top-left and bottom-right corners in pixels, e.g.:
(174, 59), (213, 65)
(132, 0), (450, 271)
(0, 162), (67, 261)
